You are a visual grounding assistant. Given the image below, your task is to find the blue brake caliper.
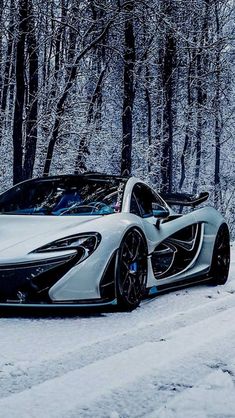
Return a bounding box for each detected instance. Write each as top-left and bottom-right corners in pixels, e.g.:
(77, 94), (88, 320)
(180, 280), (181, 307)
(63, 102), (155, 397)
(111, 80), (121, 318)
(129, 262), (138, 273)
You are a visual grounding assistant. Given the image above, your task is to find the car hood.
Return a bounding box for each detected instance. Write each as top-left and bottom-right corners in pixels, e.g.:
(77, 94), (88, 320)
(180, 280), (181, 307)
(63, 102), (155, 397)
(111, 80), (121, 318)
(0, 214), (103, 261)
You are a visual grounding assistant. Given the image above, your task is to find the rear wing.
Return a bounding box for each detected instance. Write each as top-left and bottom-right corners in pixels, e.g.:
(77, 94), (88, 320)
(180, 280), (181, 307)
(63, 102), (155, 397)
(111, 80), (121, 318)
(160, 192), (209, 208)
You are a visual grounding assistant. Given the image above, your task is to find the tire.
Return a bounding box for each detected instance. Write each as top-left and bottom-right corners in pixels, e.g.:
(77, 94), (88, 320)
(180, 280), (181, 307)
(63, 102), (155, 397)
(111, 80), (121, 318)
(209, 223), (230, 285)
(116, 228), (148, 311)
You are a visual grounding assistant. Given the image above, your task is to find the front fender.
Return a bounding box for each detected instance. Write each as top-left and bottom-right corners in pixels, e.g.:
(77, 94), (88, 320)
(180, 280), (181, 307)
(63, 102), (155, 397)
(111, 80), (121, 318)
(49, 213), (145, 301)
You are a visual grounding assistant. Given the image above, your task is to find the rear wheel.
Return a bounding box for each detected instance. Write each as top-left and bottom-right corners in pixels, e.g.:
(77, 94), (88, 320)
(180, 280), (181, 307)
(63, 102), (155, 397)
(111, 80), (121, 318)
(209, 223), (230, 285)
(116, 228), (148, 311)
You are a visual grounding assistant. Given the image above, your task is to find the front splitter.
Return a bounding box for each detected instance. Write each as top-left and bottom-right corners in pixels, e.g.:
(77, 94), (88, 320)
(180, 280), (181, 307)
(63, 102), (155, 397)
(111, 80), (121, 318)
(0, 298), (118, 309)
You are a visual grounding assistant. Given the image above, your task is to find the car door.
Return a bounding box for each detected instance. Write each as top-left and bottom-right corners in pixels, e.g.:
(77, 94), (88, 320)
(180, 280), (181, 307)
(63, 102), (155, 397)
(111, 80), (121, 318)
(130, 183), (203, 286)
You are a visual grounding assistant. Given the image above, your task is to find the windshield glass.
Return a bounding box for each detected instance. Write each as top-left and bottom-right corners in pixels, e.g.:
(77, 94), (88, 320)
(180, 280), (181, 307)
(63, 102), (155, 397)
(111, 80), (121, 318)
(0, 176), (126, 216)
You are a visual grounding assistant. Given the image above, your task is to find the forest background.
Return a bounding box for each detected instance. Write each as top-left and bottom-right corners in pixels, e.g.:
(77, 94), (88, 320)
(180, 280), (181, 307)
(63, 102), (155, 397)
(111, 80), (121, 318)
(0, 0), (234, 235)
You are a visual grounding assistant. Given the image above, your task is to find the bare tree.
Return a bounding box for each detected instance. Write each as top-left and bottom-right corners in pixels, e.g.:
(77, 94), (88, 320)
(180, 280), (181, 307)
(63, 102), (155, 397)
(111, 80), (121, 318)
(43, 10), (114, 176)
(12, 0), (28, 184)
(121, 0), (135, 176)
(23, 0), (39, 180)
(160, 1), (176, 193)
(0, 0), (15, 144)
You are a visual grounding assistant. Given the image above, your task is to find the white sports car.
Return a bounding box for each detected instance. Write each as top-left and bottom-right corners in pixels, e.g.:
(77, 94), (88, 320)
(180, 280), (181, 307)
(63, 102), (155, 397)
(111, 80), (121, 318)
(0, 173), (230, 310)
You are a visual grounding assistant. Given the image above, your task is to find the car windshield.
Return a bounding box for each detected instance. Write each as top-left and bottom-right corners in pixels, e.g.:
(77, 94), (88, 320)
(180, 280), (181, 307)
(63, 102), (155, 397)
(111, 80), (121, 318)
(0, 176), (126, 216)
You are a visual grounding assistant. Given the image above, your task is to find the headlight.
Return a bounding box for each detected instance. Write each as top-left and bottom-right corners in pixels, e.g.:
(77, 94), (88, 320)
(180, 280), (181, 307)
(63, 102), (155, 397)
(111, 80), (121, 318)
(32, 233), (101, 263)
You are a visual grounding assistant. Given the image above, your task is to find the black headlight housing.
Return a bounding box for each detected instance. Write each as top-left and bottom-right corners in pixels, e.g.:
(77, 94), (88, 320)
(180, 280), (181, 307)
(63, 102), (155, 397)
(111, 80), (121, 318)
(32, 233), (101, 264)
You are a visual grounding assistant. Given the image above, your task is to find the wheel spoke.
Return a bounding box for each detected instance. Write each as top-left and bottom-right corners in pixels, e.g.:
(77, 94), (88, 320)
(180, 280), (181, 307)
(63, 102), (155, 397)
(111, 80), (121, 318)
(122, 259), (130, 272)
(127, 280), (133, 300)
(131, 235), (141, 262)
(122, 271), (130, 288)
(123, 242), (134, 261)
(131, 283), (138, 301)
(135, 273), (143, 292)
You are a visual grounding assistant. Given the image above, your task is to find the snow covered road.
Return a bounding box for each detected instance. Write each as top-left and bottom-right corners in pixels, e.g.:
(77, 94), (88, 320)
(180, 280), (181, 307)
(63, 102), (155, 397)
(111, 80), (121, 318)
(0, 246), (235, 418)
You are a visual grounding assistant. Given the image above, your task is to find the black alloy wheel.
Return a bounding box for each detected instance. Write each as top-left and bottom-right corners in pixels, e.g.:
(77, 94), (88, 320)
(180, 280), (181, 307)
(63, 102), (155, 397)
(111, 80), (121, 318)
(116, 228), (148, 311)
(209, 223), (230, 286)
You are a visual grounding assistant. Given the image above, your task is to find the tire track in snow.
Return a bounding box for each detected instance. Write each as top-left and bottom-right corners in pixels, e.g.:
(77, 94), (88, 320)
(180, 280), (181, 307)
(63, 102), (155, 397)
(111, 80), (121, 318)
(1, 299), (235, 417)
(1, 290), (235, 399)
(66, 336), (235, 418)
(144, 368), (235, 418)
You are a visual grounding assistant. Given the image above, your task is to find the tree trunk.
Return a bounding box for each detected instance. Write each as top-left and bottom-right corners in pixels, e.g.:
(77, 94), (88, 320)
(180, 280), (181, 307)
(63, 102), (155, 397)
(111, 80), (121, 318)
(0, 0), (4, 97)
(23, 0), (39, 180)
(121, 1), (135, 176)
(51, 0), (67, 98)
(160, 24), (176, 194)
(75, 67), (106, 174)
(179, 44), (196, 190)
(214, 3), (222, 208)
(192, 57), (203, 195)
(192, 2), (209, 194)
(0, 0), (15, 144)
(145, 66), (152, 173)
(12, 0), (28, 184)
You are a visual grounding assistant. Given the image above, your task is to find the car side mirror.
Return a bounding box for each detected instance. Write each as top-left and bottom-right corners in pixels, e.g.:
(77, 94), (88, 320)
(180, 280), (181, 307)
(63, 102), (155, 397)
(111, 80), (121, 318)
(153, 207), (170, 229)
(153, 208), (170, 218)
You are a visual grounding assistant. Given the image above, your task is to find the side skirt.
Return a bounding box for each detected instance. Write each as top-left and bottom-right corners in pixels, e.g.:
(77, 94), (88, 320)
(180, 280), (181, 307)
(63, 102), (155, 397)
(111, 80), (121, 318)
(147, 276), (211, 298)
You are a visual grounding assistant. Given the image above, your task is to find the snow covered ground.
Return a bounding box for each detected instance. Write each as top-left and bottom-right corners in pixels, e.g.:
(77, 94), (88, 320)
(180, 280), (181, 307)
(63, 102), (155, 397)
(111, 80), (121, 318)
(0, 246), (235, 418)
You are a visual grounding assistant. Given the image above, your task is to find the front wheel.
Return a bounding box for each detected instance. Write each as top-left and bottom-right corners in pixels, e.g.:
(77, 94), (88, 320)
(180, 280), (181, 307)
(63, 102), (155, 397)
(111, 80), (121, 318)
(116, 228), (148, 311)
(209, 223), (230, 286)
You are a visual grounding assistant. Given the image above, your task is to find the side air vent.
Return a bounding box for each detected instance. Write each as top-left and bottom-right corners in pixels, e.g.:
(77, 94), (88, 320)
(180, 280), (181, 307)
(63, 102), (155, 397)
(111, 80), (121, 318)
(152, 223), (203, 279)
